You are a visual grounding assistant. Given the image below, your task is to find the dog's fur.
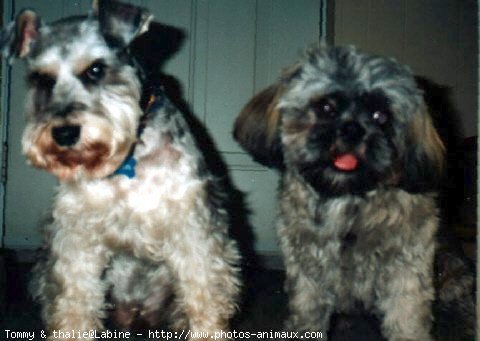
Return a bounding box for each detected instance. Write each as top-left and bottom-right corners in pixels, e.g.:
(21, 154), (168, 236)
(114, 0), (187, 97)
(234, 45), (445, 340)
(1, 1), (240, 339)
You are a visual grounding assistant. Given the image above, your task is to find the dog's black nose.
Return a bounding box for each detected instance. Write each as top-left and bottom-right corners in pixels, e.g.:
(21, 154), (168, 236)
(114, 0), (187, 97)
(51, 125), (81, 146)
(338, 121), (365, 145)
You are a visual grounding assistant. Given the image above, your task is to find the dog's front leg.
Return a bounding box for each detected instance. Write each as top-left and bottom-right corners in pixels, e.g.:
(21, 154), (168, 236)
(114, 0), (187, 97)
(284, 261), (334, 341)
(279, 221), (337, 340)
(44, 225), (110, 341)
(163, 227), (240, 341)
(376, 251), (435, 341)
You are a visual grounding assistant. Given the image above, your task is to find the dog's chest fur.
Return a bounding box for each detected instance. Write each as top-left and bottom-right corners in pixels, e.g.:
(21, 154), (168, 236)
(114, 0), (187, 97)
(50, 97), (211, 249)
(278, 173), (438, 307)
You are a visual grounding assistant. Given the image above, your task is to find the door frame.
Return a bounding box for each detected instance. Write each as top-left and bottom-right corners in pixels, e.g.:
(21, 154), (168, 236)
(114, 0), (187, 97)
(0, 0), (13, 247)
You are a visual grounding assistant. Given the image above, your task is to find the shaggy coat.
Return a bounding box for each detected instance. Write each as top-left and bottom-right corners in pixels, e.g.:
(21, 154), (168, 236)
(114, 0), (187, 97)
(235, 45), (445, 341)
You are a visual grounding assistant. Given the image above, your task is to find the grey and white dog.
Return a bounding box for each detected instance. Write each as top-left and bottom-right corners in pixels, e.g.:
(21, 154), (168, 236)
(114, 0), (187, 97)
(234, 45), (446, 340)
(1, 1), (240, 339)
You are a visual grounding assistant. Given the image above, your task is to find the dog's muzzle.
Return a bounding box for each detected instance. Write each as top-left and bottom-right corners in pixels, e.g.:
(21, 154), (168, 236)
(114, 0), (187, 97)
(338, 121), (365, 146)
(332, 121), (366, 171)
(51, 125), (81, 146)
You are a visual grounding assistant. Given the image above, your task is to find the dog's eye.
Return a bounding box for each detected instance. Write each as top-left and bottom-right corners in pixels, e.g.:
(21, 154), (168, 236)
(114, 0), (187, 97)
(312, 99), (336, 117)
(81, 61), (106, 84)
(372, 111), (389, 125)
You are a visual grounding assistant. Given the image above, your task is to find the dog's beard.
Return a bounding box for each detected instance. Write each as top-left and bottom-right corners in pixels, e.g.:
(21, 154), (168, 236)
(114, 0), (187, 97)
(294, 129), (398, 196)
(22, 113), (137, 182)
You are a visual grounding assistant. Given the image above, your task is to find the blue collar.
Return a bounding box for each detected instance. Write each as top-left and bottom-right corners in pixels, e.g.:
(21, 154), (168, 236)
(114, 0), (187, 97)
(112, 155), (137, 178)
(110, 87), (167, 179)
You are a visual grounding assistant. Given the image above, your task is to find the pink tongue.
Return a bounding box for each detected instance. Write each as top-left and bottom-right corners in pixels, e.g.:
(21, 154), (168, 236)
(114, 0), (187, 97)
(334, 154), (358, 171)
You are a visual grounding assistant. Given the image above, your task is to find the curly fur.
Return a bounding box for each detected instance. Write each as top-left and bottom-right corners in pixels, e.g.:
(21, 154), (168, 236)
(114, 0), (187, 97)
(2, 1), (240, 340)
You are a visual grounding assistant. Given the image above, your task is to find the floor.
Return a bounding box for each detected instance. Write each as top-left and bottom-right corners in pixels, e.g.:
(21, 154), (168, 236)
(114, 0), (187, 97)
(0, 254), (474, 341)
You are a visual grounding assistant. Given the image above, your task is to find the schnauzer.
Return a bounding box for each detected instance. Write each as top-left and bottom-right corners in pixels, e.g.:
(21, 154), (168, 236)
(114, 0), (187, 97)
(1, 1), (240, 339)
(234, 45), (446, 340)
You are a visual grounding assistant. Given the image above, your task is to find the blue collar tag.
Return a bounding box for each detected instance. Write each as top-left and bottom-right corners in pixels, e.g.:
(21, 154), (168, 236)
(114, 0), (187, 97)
(112, 156), (137, 178)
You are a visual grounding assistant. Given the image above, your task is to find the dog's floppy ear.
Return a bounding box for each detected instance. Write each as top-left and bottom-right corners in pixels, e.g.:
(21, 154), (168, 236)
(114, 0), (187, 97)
(233, 83), (285, 168)
(93, 0), (153, 48)
(0, 9), (41, 63)
(234, 61), (303, 168)
(402, 104), (445, 193)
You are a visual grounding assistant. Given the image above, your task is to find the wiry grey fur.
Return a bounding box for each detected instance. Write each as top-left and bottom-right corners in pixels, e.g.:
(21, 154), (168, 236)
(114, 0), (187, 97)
(234, 45), (446, 340)
(1, 1), (240, 340)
